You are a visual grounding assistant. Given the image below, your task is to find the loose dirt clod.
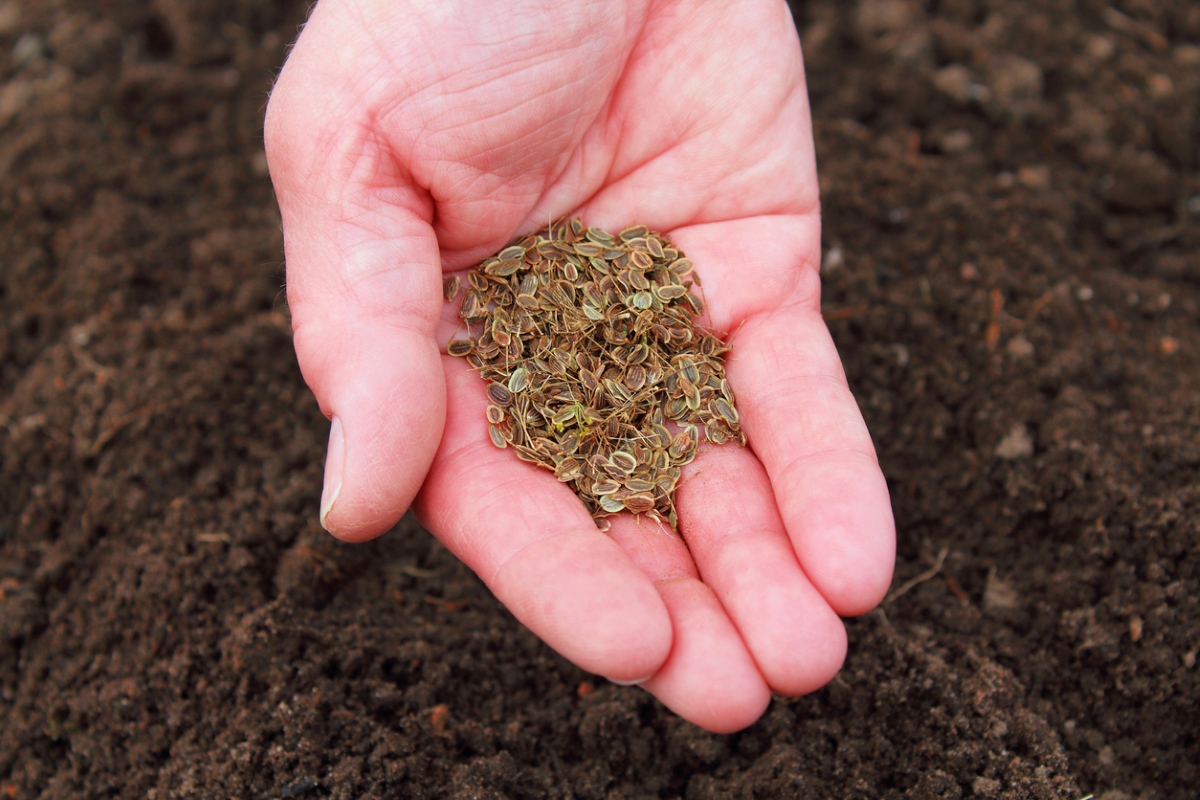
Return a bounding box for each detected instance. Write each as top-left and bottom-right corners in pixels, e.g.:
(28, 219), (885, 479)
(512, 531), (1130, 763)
(448, 217), (744, 528)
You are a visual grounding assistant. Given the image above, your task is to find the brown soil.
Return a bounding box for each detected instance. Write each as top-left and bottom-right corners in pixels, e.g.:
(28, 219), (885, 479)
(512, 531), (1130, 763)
(2, 0), (1197, 797)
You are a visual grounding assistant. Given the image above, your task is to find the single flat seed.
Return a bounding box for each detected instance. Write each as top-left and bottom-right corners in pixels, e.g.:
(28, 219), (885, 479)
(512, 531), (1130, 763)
(556, 457), (583, 482)
(623, 494), (656, 513)
(668, 432), (694, 460)
(625, 478), (655, 493)
(498, 245), (527, 260)
(665, 398), (689, 420)
(628, 270), (651, 290)
(669, 258), (694, 276)
(599, 495), (625, 513)
(629, 250), (653, 270)
(488, 424), (508, 449)
(609, 451), (637, 473)
(508, 367), (531, 393)
(574, 241), (605, 257)
(624, 364), (646, 391)
(460, 290), (487, 319)
(592, 480), (621, 496)
(447, 339), (474, 357)
(586, 227), (617, 245)
(486, 405), (506, 424)
(619, 224), (648, 240)
(487, 383), (513, 407)
(628, 291), (654, 310)
(442, 275), (461, 301)
(604, 378), (631, 404)
(712, 398), (739, 424)
(495, 259), (523, 277)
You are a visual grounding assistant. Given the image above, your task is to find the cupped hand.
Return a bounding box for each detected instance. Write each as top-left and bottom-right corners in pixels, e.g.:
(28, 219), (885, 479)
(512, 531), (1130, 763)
(265, 0), (894, 733)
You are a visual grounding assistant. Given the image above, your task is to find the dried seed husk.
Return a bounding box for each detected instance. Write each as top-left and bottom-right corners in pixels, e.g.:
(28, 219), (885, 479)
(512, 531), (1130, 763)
(592, 480), (621, 496)
(488, 424), (508, 449)
(599, 495), (625, 513)
(555, 457), (583, 482)
(623, 494), (656, 513)
(448, 339), (474, 357)
(609, 451), (637, 473)
(624, 478), (656, 493)
(487, 383), (514, 407)
(508, 367), (531, 393)
(712, 398), (739, 425)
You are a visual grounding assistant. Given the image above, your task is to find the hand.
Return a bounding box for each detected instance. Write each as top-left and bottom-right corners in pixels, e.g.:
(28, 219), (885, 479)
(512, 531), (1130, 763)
(265, 0), (894, 732)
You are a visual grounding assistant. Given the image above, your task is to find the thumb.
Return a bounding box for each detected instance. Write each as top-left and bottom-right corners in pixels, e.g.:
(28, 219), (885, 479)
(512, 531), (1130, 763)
(266, 60), (444, 543)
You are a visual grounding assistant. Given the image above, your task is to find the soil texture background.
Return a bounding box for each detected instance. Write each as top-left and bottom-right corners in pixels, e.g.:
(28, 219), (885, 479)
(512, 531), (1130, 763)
(2, 0), (1198, 797)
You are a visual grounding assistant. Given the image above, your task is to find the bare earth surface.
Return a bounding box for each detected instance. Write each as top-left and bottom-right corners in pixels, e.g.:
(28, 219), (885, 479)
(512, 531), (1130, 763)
(1, 0), (1198, 797)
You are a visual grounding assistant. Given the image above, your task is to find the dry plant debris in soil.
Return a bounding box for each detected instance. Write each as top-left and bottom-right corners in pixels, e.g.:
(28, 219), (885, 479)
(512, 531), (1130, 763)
(447, 218), (744, 529)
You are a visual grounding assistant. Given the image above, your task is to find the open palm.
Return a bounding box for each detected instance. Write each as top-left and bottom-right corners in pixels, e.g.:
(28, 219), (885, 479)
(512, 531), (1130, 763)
(265, 0), (894, 732)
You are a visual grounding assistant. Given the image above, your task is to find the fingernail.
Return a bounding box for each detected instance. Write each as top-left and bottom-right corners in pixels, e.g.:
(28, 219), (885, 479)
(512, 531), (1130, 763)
(607, 675), (652, 687)
(319, 416), (344, 530)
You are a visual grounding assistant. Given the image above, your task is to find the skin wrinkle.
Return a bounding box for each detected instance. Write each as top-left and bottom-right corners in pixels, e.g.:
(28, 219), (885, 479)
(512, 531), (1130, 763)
(726, 230), (820, 322)
(289, 241), (441, 333)
(731, 302), (843, 376)
(599, 3), (797, 186)
(486, 527), (588, 590)
(740, 376), (871, 459)
(771, 445), (883, 492)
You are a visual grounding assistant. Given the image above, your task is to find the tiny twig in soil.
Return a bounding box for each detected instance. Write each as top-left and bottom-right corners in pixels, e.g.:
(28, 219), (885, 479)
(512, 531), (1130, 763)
(885, 546), (950, 605)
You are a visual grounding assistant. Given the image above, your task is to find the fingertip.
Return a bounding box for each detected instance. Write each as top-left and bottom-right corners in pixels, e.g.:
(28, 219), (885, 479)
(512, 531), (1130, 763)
(491, 531), (673, 683)
(303, 330), (446, 543)
(766, 604), (847, 697)
(641, 579), (772, 734)
(778, 455), (896, 617)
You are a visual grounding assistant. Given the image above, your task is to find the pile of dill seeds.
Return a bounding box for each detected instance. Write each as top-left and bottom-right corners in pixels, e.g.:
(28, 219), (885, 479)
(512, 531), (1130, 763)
(445, 218), (743, 529)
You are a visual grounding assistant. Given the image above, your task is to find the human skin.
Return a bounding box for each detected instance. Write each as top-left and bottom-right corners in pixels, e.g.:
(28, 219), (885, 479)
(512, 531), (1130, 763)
(264, 0), (895, 733)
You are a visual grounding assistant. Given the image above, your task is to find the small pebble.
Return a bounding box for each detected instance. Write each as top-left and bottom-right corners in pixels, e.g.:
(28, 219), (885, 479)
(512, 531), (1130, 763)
(1006, 336), (1035, 359)
(822, 245), (843, 272)
(937, 129), (972, 154)
(12, 32), (44, 65)
(995, 424), (1034, 460)
(1017, 164), (1050, 190)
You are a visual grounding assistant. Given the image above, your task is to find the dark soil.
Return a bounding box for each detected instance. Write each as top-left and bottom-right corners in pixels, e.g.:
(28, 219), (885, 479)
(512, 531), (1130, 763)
(2, 0), (1197, 797)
